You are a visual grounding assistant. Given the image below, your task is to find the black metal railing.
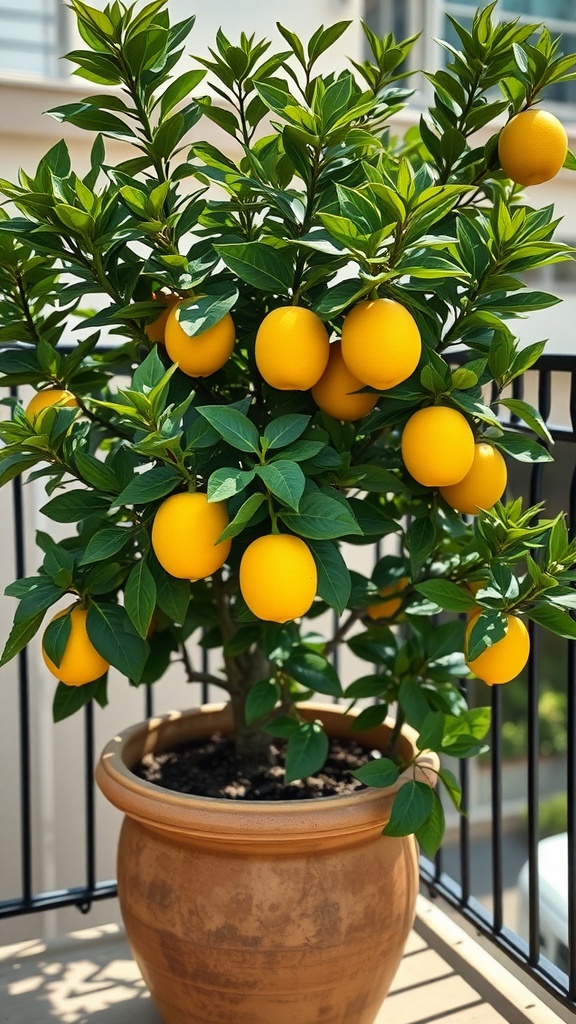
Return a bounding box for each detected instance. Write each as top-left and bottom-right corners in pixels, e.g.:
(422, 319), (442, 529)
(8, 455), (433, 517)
(1, 353), (575, 1013)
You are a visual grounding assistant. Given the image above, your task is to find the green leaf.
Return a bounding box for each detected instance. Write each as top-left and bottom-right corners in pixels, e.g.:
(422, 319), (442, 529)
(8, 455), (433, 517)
(309, 540), (351, 616)
(408, 516), (437, 577)
(262, 414), (310, 449)
(415, 580), (477, 612)
(174, 283), (238, 338)
(498, 399), (554, 444)
(13, 579), (66, 623)
(0, 611), (45, 668)
(215, 241), (294, 295)
(349, 704), (390, 731)
(53, 678), (103, 722)
(353, 757), (399, 788)
(382, 780), (435, 838)
(245, 678), (279, 726)
(451, 368), (478, 391)
(311, 280), (367, 319)
(347, 627), (396, 665)
(41, 610), (72, 667)
(415, 793), (445, 858)
(114, 466), (182, 506)
(467, 610), (507, 662)
(399, 677), (431, 732)
(527, 603), (576, 640)
(218, 492), (266, 542)
(74, 451), (119, 493)
(207, 467), (256, 502)
(438, 767), (462, 812)
(308, 20), (351, 62)
(280, 491), (361, 539)
(284, 720), (329, 784)
(86, 602), (148, 681)
(491, 433), (552, 463)
(124, 559), (157, 638)
(149, 555), (190, 623)
(79, 527), (133, 565)
(256, 461), (305, 511)
(131, 346), (167, 391)
(198, 406), (260, 454)
(160, 69), (206, 119)
(40, 490), (110, 523)
(345, 675), (386, 699)
(285, 649), (343, 697)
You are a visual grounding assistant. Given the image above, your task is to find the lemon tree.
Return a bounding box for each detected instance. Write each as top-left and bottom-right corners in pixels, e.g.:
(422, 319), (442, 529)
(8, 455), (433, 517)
(1, 1), (576, 853)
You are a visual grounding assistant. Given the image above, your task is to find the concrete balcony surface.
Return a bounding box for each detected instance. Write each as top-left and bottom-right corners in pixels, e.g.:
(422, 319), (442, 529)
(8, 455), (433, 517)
(0, 895), (569, 1024)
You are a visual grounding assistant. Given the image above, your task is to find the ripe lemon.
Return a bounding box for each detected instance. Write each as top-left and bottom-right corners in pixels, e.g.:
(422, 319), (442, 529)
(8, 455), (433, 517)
(165, 300), (235, 377)
(151, 492), (231, 580)
(255, 306), (330, 390)
(401, 406), (475, 487)
(145, 292), (179, 344)
(311, 340), (378, 421)
(26, 389), (78, 422)
(498, 109), (568, 187)
(466, 612), (530, 685)
(440, 443), (507, 514)
(366, 578), (408, 621)
(340, 298), (421, 390)
(42, 605), (109, 687)
(239, 534), (317, 622)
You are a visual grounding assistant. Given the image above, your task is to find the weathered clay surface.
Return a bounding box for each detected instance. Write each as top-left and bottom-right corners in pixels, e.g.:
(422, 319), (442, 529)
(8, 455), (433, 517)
(96, 704), (438, 1024)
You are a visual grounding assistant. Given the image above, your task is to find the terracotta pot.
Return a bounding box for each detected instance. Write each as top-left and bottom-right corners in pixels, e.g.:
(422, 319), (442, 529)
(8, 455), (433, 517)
(96, 703), (438, 1024)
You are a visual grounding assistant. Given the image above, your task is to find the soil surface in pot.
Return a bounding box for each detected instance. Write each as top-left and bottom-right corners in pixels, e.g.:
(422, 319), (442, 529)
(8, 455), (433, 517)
(134, 733), (377, 800)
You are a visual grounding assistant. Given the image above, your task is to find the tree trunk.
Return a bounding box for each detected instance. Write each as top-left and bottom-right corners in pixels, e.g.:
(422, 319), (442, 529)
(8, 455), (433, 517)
(228, 648), (276, 770)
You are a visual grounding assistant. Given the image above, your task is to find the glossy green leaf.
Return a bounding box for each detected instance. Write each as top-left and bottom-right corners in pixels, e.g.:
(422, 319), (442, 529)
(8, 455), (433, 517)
(382, 780), (435, 837)
(284, 720), (329, 784)
(124, 559), (157, 638)
(353, 757), (399, 788)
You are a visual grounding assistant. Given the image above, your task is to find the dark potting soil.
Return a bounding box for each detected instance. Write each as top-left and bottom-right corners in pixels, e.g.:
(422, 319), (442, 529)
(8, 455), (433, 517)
(133, 733), (377, 800)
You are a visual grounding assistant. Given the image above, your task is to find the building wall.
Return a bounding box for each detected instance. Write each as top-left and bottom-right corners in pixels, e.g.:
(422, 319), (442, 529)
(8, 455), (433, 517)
(0, 0), (575, 944)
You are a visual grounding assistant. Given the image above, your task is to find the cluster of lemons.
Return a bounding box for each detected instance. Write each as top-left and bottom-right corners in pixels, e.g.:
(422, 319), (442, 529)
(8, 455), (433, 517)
(37, 108), (568, 689)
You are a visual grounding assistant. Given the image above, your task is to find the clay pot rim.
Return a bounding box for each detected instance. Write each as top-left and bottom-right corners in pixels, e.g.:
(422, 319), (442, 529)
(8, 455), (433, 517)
(96, 703), (439, 841)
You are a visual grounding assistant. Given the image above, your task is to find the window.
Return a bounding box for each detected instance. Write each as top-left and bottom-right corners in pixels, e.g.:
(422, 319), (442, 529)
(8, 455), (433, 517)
(364, 0), (576, 107)
(0, 0), (68, 77)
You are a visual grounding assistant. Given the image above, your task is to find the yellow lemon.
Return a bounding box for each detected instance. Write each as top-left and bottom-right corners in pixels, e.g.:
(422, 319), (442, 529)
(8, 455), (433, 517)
(466, 613), (530, 685)
(255, 306), (330, 390)
(340, 298), (421, 390)
(151, 492), (231, 580)
(145, 292), (180, 344)
(165, 301), (235, 377)
(26, 389), (78, 422)
(311, 340), (378, 421)
(42, 605), (109, 687)
(366, 578), (408, 621)
(239, 534), (317, 622)
(401, 406), (475, 487)
(498, 109), (568, 187)
(440, 443), (507, 514)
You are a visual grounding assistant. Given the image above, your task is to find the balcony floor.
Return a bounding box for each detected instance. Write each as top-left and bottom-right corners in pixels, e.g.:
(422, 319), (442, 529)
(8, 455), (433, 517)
(0, 895), (569, 1024)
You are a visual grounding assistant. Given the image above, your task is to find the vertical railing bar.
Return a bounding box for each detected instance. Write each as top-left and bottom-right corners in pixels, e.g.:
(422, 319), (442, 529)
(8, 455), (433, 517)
(145, 683), (153, 719)
(12, 460), (33, 905)
(83, 700), (96, 908)
(566, 638), (576, 998)
(526, 423), (545, 961)
(491, 685), (503, 932)
(565, 370), (576, 996)
(459, 676), (470, 904)
(202, 645), (209, 705)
